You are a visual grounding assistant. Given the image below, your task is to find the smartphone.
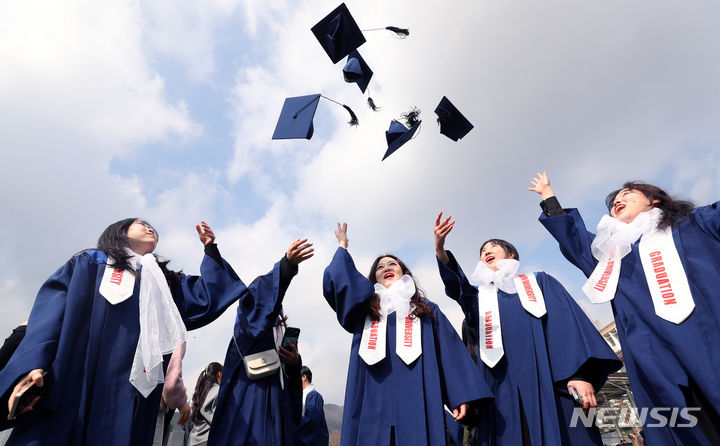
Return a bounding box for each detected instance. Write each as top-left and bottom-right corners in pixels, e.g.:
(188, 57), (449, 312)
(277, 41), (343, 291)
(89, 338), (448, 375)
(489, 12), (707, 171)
(569, 385), (584, 407)
(7, 372), (46, 420)
(281, 327), (301, 349)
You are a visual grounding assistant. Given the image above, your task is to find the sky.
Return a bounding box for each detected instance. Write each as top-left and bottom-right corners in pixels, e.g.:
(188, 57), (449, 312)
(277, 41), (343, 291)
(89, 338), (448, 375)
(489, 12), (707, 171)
(1, 0), (720, 405)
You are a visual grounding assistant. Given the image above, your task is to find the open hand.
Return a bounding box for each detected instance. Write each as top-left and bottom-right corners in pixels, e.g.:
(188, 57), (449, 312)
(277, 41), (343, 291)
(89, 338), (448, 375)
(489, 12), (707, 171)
(286, 239), (314, 265)
(434, 212), (454, 264)
(195, 221), (215, 246)
(335, 223), (349, 249)
(528, 172), (555, 200)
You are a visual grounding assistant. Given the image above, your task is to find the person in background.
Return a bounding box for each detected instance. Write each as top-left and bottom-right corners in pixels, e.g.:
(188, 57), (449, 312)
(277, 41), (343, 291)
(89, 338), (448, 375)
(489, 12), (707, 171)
(187, 362), (223, 446)
(294, 366), (329, 446)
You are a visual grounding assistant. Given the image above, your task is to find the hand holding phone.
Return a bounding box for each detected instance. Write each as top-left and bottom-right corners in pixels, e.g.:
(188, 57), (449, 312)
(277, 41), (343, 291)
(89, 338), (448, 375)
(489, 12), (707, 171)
(7, 369), (46, 420)
(281, 327), (301, 349)
(568, 385), (584, 407)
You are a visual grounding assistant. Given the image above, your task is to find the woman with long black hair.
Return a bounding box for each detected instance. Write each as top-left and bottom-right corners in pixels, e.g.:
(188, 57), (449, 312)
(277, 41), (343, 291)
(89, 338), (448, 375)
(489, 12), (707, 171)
(531, 172), (720, 445)
(434, 213), (620, 445)
(0, 219), (247, 446)
(322, 223), (493, 446)
(187, 362), (222, 446)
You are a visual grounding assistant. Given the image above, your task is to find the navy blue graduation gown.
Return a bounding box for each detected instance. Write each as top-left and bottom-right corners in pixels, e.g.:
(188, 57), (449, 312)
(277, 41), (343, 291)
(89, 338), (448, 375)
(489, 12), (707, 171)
(540, 203), (720, 445)
(438, 251), (621, 445)
(0, 248), (247, 446)
(209, 260), (303, 446)
(323, 248), (493, 446)
(295, 389), (329, 446)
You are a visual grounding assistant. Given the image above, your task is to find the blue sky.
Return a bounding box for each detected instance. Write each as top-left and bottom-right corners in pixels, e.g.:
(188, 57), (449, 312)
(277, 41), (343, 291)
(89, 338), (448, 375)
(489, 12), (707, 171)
(1, 0), (720, 405)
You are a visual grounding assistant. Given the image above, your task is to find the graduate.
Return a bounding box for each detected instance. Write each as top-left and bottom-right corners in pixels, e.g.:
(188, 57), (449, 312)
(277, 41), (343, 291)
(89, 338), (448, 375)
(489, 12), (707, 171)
(0, 219), (247, 446)
(434, 213), (621, 445)
(208, 238), (314, 446)
(323, 223), (493, 446)
(294, 366), (330, 446)
(530, 172), (720, 445)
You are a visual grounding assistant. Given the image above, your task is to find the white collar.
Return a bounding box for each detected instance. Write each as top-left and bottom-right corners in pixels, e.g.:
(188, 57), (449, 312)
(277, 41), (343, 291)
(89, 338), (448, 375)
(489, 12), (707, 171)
(591, 207), (662, 261)
(374, 274), (416, 317)
(470, 259), (520, 294)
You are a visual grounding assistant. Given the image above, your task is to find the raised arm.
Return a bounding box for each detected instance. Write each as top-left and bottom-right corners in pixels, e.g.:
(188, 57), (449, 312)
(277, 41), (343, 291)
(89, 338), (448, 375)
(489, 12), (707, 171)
(323, 223), (375, 333)
(434, 212), (455, 265)
(529, 174), (599, 276)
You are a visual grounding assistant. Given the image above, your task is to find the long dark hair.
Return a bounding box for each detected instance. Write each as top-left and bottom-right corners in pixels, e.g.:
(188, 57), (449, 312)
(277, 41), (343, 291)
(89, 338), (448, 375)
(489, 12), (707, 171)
(190, 362), (223, 422)
(479, 239), (519, 261)
(366, 254), (433, 319)
(95, 218), (181, 279)
(605, 182), (695, 230)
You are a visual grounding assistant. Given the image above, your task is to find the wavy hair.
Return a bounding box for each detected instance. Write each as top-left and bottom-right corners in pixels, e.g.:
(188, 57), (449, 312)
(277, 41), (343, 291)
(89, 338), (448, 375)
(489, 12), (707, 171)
(366, 254), (434, 319)
(605, 182), (694, 230)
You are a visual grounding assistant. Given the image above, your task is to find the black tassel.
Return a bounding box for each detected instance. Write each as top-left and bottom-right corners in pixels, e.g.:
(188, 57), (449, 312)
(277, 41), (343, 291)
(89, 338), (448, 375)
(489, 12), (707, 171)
(401, 107), (421, 127)
(343, 104), (359, 126)
(386, 26), (410, 37)
(367, 97), (380, 111)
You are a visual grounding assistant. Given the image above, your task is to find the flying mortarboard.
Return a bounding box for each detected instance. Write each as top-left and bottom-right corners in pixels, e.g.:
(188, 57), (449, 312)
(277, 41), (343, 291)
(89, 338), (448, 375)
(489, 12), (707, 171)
(272, 93), (358, 140)
(311, 3), (366, 64)
(343, 50), (373, 93)
(312, 3), (410, 65)
(434, 96), (474, 142)
(382, 108), (421, 161)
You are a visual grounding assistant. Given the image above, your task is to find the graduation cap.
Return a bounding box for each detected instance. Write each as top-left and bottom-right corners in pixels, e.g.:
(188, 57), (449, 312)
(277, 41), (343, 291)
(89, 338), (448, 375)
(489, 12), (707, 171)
(382, 108), (421, 161)
(343, 50), (373, 93)
(311, 3), (366, 64)
(272, 94), (358, 140)
(434, 96), (474, 142)
(312, 3), (410, 64)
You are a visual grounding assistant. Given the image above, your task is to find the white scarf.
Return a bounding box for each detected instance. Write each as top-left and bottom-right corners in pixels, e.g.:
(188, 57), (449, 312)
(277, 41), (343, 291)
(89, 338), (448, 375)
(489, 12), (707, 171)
(99, 249), (187, 397)
(470, 260), (547, 367)
(358, 275), (422, 366)
(584, 208), (694, 323)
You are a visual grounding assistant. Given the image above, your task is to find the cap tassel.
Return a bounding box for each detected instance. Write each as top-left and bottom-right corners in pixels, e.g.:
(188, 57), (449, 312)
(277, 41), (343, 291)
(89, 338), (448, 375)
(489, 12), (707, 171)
(385, 26), (410, 37)
(367, 97), (380, 111)
(343, 104), (359, 126)
(401, 107), (421, 127)
(320, 94), (359, 127)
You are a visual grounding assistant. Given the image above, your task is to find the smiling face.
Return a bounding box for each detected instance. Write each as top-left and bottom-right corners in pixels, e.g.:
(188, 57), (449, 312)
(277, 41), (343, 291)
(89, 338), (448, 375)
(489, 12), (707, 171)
(609, 188), (656, 223)
(374, 256), (404, 288)
(126, 220), (158, 255)
(480, 242), (512, 271)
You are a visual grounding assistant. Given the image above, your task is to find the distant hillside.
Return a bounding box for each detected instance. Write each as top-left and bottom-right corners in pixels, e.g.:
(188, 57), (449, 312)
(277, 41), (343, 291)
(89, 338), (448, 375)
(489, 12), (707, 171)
(324, 403), (343, 433)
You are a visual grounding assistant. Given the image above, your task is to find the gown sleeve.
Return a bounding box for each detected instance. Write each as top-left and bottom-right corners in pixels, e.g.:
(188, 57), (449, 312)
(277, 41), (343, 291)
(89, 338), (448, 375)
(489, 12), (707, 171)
(433, 306), (494, 413)
(172, 244), (249, 331)
(538, 208), (599, 277)
(539, 272), (622, 391)
(436, 250), (479, 327)
(691, 201), (720, 241)
(322, 248), (375, 333)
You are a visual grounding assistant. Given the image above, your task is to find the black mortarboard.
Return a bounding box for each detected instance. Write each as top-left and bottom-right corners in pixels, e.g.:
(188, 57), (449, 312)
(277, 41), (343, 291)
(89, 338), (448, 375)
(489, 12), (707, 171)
(272, 94), (359, 140)
(434, 96), (474, 142)
(343, 50), (373, 93)
(382, 119), (420, 160)
(311, 3), (366, 64)
(272, 94), (321, 140)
